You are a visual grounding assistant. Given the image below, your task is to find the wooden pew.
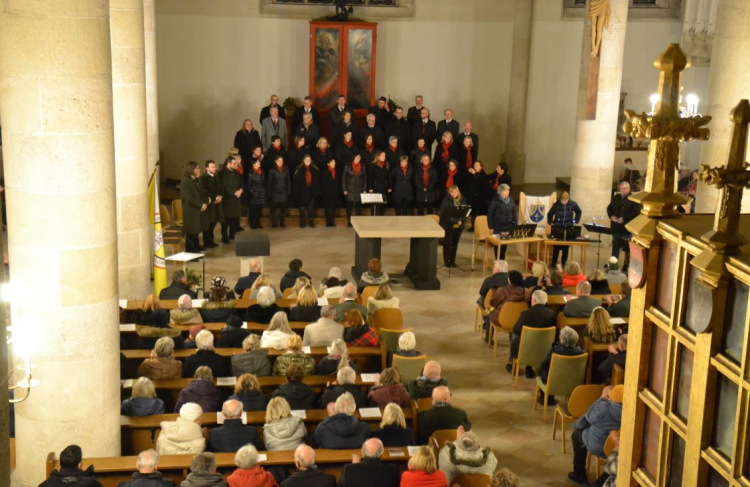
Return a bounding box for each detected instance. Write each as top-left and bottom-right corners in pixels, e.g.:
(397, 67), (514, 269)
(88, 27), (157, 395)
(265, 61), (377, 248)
(120, 404), (417, 455)
(545, 295), (609, 311)
(10, 438), (15, 468)
(611, 364), (625, 386)
(555, 315), (629, 337)
(46, 448), (411, 487)
(583, 338), (616, 384)
(123, 299), (295, 311)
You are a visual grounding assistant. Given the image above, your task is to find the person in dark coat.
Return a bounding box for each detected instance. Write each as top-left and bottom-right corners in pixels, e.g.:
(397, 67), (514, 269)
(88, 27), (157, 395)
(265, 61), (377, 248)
(259, 95), (286, 124)
(434, 132), (460, 182)
(121, 377), (166, 416)
(271, 365), (318, 410)
(359, 114), (385, 150)
(267, 155), (291, 228)
(413, 154), (438, 215)
(456, 134), (478, 171)
(507, 290), (557, 375)
(235, 259), (262, 299)
(335, 129), (360, 170)
(184, 331), (229, 378)
(294, 113), (320, 150)
(598, 335), (628, 384)
(220, 156), (244, 243)
(462, 161), (492, 226)
(412, 107), (437, 149)
(410, 138), (430, 167)
(319, 367), (366, 408)
(486, 184), (517, 259)
(342, 153), (367, 227)
(368, 97), (392, 129)
(321, 157), (341, 227)
(292, 155), (321, 228)
(328, 95), (354, 135)
(264, 136), (286, 173)
(293, 96), (322, 131)
(406, 96), (427, 131)
(391, 155), (414, 216)
(200, 160), (223, 248)
(208, 399), (262, 452)
(607, 283), (632, 318)
(440, 159), (464, 203)
(548, 191), (583, 266)
(160, 271), (197, 300)
(369, 403), (415, 447)
(280, 445), (336, 487)
(174, 366), (222, 413)
(436, 109), (460, 144)
(217, 316), (251, 348)
(234, 120), (262, 166)
(313, 393), (370, 449)
(538, 327), (585, 404)
(137, 308), (185, 351)
(246, 159), (266, 230)
(332, 112), (356, 152)
(490, 162), (512, 191)
(477, 260), (509, 305)
(360, 134), (378, 167)
(607, 181), (642, 273)
(280, 259), (312, 291)
(286, 136), (309, 177)
(244, 286), (281, 324)
(180, 162), (210, 252)
(338, 438), (400, 487)
(367, 151), (391, 216)
(246, 145), (264, 176)
(416, 386), (472, 445)
(40, 445), (104, 487)
(384, 136), (404, 169)
(312, 137), (334, 172)
(439, 185), (468, 268)
(386, 107), (412, 152)
(117, 449), (175, 487)
(200, 286), (236, 323)
(229, 373), (270, 410)
(460, 122), (480, 158)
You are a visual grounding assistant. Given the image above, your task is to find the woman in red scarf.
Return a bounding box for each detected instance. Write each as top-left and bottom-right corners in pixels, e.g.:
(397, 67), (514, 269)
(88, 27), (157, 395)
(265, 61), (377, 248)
(291, 155), (321, 228)
(492, 162), (512, 191)
(438, 185), (468, 268)
(334, 130), (359, 169)
(267, 155), (291, 228)
(392, 155), (414, 216)
(312, 137), (333, 172)
(463, 160), (492, 229)
(342, 153), (367, 227)
(367, 151), (391, 216)
(457, 135), (475, 170)
(385, 135), (404, 168)
(413, 154), (437, 215)
(442, 159), (463, 195)
(360, 134), (377, 166)
(433, 131), (459, 175)
(246, 159), (266, 229)
(320, 157), (341, 227)
(410, 137), (429, 166)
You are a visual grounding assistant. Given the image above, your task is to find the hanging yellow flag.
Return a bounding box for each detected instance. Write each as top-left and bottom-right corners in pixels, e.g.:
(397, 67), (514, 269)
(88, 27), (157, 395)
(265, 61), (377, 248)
(149, 166), (167, 296)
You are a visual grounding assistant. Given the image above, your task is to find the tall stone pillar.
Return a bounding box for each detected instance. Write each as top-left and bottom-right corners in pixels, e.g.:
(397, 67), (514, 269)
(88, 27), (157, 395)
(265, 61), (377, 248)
(502, 0), (534, 186)
(111, 0), (151, 299)
(570, 0), (629, 221)
(0, 2), (122, 486)
(695, 0), (750, 213)
(144, 0), (160, 175)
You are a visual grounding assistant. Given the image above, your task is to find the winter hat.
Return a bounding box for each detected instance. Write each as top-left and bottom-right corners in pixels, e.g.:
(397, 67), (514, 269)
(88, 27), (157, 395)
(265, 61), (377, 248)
(211, 276), (227, 288)
(179, 402), (203, 422)
(189, 325), (206, 338)
(609, 385), (624, 404)
(227, 316), (243, 329)
(178, 294), (193, 310)
(608, 257), (620, 271)
(455, 432), (482, 452)
(152, 308), (170, 328)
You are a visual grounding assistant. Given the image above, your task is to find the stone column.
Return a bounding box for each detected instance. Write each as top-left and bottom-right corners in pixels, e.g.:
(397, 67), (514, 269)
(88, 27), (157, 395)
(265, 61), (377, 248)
(0, 3), (122, 486)
(111, 0), (151, 299)
(570, 0), (629, 221)
(501, 0), (534, 186)
(144, 0), (160, 175)
(695, 0), (750, 213)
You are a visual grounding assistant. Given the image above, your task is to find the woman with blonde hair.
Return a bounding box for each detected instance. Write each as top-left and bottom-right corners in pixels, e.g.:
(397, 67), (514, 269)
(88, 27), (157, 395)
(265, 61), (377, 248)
(343, 309), (379, 347)
(287, 276), (312, 300)
(585, 307), (617, 344)
(368, 368), (411, 408)
(120, 377), (165, 416)
(562, 261), (586, 288)
(232, 334), (271, 377)
(288, 285), (322, 322)
(438, 184), (468, 268)
(249, 275), (282, 300)
(366, 283), (400, 320)
(260, 311), (294, 350)
(523, 260), (550, 289)
(272, 334), (316, 376)
(132, 294), (161, 325)
(228, 373), (268, 412)
(170, 294), (203, 325)
(245, 286), (281, 324)
(371, 403), (414, 447)
(317, 338), (356, 376)
(400, 445), (447, 487)
(313, 136), (333, 171)
(263, 397), (307, 451)
(587, 268), (612, 295)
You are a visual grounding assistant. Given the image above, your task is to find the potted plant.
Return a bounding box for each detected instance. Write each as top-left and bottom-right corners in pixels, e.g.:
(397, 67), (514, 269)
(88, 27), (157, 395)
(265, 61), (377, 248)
(283, 97), (299, 119)
(185, 268), (202, 295)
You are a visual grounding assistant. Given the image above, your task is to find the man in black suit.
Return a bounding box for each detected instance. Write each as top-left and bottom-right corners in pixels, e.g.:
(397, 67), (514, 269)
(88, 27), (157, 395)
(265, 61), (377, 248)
(477, 260), (509, 306)
(412, 107), (437, 149)
(358, 114), (385, 149)
(159, 270), (197, 300)
(367, 96), (392, 129)
(417, 386), (471, 445)
(295, 112), (320, 150)
(328, 94), (354, 132)
(386, 106), (412, 151)
(338, 438), (399, 487)
(281, 445), (336, 487)
(184, 330), (229, 378)
(606, 282), (632, 318)
(259, 94), (286, 124)
(234, 259), (262, 300)
(460, 121), (479, 159)
(293, 96), (321, 131)
(507, 290), (557, 376)
(406, 95), (426, 130)
(208, 400), (261, 452)
(436, 109), (460, 143)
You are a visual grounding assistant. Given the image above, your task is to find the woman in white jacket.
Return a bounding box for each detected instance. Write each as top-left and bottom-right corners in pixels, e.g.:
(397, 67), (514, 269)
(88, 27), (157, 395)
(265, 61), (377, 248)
(366, 284), (400, 320)
(156, 402), (206, 455)
(438, 429), (497, 485)
(262, 397), (307, 451)
(260, 311), (293, 350)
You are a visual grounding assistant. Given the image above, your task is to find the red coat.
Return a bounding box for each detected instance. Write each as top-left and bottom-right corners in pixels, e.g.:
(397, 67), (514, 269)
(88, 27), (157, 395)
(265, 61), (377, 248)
(227, 466), (277, 487)
(400, 470), (448, 487)
(562, 273), (586, 288)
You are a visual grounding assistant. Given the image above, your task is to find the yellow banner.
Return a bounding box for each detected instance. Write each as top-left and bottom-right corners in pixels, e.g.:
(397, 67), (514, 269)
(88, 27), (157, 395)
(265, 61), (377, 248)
(149, 172), (167, 296)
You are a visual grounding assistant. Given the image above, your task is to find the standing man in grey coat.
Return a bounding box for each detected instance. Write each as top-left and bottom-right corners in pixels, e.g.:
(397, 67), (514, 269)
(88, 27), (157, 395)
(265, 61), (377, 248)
(261, 106), (288, 151)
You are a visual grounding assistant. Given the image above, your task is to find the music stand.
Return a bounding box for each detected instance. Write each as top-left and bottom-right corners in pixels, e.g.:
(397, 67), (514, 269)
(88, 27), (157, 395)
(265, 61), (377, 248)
(360, 193), (386, 216)
(438, 205), (472, 276)
(583, 223), (612, 269)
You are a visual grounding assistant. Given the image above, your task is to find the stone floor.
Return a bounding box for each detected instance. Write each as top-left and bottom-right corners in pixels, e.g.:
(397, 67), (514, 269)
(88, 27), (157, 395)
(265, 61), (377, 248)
(185, 217), (612, 487)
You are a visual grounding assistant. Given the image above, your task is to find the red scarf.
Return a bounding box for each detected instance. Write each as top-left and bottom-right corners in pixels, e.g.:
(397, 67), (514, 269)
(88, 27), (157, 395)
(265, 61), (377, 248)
(365, 142), (374, 153)
(464, 147), (473, 169)
(343, 139), (354, 148)
(304, 165), (312, 186)
(493, 174), (501, 191)
(276, 164), (284, 173)
(328, 166), (336, 180)
(421, 164), (431, 187)
(446, 168), (457, 188)
(401, 165), (409, 177)
(389, 145), (398, 153)
(253, 166), (262, 176)
(236, 164), (244, 176)
(376, 159), (386, 169)
(417, 145), (426, 153)
(441, 141), (452, 161)
(352, 161), (362, 176)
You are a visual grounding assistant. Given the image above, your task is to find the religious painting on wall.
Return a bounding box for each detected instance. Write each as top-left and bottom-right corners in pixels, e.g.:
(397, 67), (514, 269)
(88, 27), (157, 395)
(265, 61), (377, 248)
(313, 28), (340, 108)
(346, 29), (373, 109)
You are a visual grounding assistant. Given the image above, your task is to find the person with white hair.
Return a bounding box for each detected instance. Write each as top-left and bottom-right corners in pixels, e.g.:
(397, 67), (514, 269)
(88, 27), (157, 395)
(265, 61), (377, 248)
(338, 438), (400, 487)
(507, 290), (557, 377)
(263, 397), (307, 451)
(604, 256), (627, 285)
(333, 283), (367, 321)
(234, 259), (263, 298)
(156, 403), (206, 456)
(302, 305), (343, 347)
(118, 449), (175, 487)
(477, 260), (509, 305)
(208, 399), (261, 453)
(313, 393), (370, 449)
(407, 360), (449, 400)
(387, 331), (421, 367)
(170, 294), (203, 325)
(538, 326), (584, 406)
(439, 427), (498, 485)
(320, 267), (347, 299)
(226, 444), (276, 487)
(245, 285), (282, 325)
(184, 330), (229, 378)
(319, 366), (366, 408)
(180, 452), (226, 487)
(281, 445), (336, 487)
(137, 336), (183, 381)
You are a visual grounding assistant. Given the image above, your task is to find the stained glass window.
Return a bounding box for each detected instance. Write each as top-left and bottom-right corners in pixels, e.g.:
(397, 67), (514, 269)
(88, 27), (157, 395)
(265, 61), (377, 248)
(656, 240), (678, 315)
(722, 279), (749, 364)
(648, 325), (669, 400)
(712, 375), (738, 459)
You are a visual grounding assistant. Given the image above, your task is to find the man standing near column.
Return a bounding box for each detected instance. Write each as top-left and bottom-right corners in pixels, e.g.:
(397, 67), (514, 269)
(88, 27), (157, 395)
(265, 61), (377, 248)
(200, 160), (223, 249)
(220, 156), (244, 243)
(181, 162), (210, 252)
(606, 181), (640, 272)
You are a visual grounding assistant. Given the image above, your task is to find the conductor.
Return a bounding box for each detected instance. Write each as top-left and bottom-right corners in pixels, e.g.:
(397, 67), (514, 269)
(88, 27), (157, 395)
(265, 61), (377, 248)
(439, 185), (469, 268)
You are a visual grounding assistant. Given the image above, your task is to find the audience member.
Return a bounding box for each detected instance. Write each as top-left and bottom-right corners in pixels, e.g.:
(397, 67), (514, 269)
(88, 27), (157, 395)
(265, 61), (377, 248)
(400, 446), (447, 487)
(160, 270), (197, 300)
(359, 258), (389, 291)
(606, 282), (632, 318)
(562, 261), (586, 288)
(538, 327), (584, 405)
(210, 276), (236, 300)
(302, 306), (343, 347)
(218, 316), (251, 348)
(438, 428), (498, 485)
(338, 438), (400, 487)
(343, 309), (379, 347)
(280, 445), (336, 487)
(370, 403), (414, 447)
(562, 281), (602, 318)
(366, 284), (400, 320)
(209, 400), (262, 452)
(229, 373), (269, 412)
(368, 368), (411, 408)
(175, 366), (222, 413)
(287, 277), (312, 301)
(249, 275), (283, 300)
(137, 308), (185, 350)
(313, 393), (370, 449)
(289, 286), (323, 323)
(185, 325), (206, 349)
(491, 469), (520, 487)
(521, 262), (548, 289)
(588, 269), (612, 295)
(273, 335), (316, 376)
(272, 364), (318, 410)
(261, 312), (294, 350)
(180, 452), (227, 487)
(487, 184), (516, 259)
(121, 377), (165, 416)
(319, 267), (347, 299)
(507, 290), (556, 376)
(184, 330), (229, 378)
(226, 444), (277, 487)
(138, 336), (183, 380)
(263, 397), (307, 451)
(319, 366), (366, 408)
(605, 257), (627, 286)
(488, 270), (528, 329)
(417, 386), (471, 445)
(40, 445), (104, 487)
(235, 260), (263, 298)
(201, 286), (236, 323)
(156, 403), (206, 455)
(246, 286), (282, 324)
(232, 335), (272, 377)
(584, 307), (617, 344)
(118, 449), (175, 487)
(387, 331), (421, 367)
(408, 361), (448, 400)
(598, 335), (628, 385)
(170, 294), (204, 325)
(316, 338), (357, 376)
(544, 271), (571, 296)
(334, 283), (368, 321)
(568, 385), (624, 485)
(132, 294), (161, 325)
(280, 259), (312, 292)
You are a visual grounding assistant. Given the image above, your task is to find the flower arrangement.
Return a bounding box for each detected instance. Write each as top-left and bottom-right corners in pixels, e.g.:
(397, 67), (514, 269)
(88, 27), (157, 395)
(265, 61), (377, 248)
(186, 269), (202, 294)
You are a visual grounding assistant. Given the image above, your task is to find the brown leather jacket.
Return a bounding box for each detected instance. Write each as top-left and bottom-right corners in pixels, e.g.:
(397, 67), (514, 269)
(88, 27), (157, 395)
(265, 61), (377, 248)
(138, 356), (183, 381)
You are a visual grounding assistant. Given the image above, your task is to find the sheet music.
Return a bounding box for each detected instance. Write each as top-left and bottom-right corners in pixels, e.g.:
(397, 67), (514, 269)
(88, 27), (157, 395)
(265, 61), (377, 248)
(388, 448), (406, 457)
(192, 299), (206, 307)
(317, 297), (329, 306)
(407, 446), (421, 455)
(290, 410), (307, 419)
(120, 379), (133, 388)
(257, 454), (268, 462)
(360, 373), (379, 383)
(242, 322), (248, 329)
(302, 346), (311, 354)
(610, 318), (626, 325)
(360, 193), (384, 204)
(217, 377), (237, 386)
(358, 407), (382, 418)
(119, 300), (128, 308)
(119, 324), (136, 332)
